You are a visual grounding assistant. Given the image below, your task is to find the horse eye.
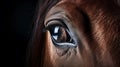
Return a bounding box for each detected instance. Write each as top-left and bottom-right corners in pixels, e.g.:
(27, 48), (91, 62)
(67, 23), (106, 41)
(46, 24), (76, 47)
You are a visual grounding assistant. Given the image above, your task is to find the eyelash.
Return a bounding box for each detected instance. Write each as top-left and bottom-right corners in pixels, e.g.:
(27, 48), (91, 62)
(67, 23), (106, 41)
(45, 19), (77, 48)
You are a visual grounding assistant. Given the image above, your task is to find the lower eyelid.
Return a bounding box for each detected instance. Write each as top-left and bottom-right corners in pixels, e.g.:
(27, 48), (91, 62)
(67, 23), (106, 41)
(56, 43), (77, 47)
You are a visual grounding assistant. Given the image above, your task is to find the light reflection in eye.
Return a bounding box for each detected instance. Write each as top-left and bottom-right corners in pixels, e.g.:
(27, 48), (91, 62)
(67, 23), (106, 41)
(53, 26), (59, 40)
(54, 26), (59, 33)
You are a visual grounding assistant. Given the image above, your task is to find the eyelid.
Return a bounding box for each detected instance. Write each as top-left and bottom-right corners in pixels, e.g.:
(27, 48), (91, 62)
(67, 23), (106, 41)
(44, 10), (70, 27)
(46, 19), (63, 26)
(45, 19), (69, 30)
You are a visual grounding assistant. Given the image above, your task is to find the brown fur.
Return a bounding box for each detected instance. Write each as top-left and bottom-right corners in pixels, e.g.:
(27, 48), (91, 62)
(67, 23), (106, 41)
(27, 0), (120, 67)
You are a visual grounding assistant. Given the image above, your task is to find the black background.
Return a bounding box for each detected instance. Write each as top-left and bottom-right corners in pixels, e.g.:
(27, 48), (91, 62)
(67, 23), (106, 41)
(1, 0), (38, 67)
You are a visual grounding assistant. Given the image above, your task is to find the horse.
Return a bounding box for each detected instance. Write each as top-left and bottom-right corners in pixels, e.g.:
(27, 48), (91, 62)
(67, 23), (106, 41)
(26, 0), (120, 67)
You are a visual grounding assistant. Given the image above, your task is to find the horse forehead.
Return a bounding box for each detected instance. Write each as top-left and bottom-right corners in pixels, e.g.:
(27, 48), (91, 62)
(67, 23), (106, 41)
(60, 0), (120, 8)
(57, 0), (120, 43)
(57, 0), (120, 20)
(55, 0), (120, 33)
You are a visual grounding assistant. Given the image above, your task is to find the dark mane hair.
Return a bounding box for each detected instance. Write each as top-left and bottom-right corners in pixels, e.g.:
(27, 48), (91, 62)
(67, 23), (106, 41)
(26, 0), (60, 67)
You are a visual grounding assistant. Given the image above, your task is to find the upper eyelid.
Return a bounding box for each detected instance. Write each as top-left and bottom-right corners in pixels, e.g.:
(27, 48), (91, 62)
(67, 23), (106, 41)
(45, 19), (66, 27)
(44, 15), (72, 30)
(44, 9), (71, 26)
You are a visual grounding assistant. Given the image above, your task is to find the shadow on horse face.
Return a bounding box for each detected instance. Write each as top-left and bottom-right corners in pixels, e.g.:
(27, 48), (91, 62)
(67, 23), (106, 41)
(27, 0), (120, 67)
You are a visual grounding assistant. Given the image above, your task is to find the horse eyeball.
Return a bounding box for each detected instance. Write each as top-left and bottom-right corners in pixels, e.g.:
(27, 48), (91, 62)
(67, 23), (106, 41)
(46, 22), (76, 47)
(48, 25), (73, 43)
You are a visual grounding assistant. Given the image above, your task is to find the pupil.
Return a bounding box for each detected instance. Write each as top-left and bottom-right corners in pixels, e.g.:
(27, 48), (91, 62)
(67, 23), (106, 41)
(49, 25), (72, 43)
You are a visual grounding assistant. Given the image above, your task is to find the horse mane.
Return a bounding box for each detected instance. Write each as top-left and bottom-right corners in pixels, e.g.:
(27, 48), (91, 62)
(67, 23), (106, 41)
(26, 0), (59, 67)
